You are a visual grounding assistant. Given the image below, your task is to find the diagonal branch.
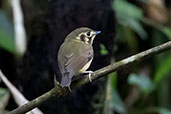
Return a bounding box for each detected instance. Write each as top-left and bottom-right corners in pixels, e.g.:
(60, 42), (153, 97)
(10, 41), (171, 114)
(0, 71), (43, 114)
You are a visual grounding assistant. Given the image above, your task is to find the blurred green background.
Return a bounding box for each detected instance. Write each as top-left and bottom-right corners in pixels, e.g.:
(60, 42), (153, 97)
(0, 0), (171, 114)
(103, 0), (171, 114)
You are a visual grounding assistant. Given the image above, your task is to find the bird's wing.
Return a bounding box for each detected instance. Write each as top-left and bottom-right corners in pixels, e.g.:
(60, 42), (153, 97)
(58, 42), (93, 87)
(65, 50), (93, 77)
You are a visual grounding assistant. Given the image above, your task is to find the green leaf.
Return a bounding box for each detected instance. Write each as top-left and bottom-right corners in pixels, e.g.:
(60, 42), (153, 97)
(109, 72), (117, 88)
(0, 11), (15, 54)
(0, 31), (15, 53)
(113, 0), (147, 39)
(114, 0), (143, 20)
(99, 43), (109, 55)
(144, 107), (171, 114)
(157, 108), (171, 114)
(128, 73), (155, 94)
(161, 27), (171, 40)
(153, 57), (171, 83)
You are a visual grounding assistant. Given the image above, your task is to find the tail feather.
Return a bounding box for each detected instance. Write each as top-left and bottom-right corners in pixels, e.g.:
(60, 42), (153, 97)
(60, 73), (71, 87)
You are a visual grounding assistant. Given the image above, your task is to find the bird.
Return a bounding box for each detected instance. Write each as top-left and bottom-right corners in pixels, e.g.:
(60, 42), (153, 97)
(57, 27), (101, 90)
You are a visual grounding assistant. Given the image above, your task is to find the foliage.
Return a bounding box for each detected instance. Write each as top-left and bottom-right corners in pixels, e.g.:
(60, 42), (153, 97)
(128, 73), (155, 94)
(100, 43), (109, 56)
(0, 11), (15, 54)
(114, 0), (147, 40)
(104, 0), (171, 113)
(154, 56), (171, 83)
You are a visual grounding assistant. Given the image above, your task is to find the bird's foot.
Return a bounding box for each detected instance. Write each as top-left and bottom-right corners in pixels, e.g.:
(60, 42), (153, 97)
(83, 71), (93, 82)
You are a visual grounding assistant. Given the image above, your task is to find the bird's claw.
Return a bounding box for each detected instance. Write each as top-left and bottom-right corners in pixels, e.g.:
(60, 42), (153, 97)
(83, 71), (93, 82)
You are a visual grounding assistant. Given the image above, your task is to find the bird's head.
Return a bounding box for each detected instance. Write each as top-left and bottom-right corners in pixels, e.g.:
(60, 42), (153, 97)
(65, 27), (101, 45)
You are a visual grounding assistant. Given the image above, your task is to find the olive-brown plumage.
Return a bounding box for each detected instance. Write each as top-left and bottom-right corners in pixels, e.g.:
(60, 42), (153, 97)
(58, 27), (100, 88)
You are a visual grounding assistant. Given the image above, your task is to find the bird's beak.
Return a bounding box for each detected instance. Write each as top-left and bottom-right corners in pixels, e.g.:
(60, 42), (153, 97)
(95, 31), (101, 35)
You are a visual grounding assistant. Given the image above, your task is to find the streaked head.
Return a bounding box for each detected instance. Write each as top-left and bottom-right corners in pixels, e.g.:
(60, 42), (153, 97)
(65, 27), (101, 45)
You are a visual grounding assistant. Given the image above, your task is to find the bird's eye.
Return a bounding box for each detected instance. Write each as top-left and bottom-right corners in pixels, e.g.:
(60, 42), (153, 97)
(86, 32), (91, 36)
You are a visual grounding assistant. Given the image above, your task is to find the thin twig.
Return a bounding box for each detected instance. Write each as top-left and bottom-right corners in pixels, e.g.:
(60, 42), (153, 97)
(10, 41), (171, 114)
(0, 71), (43, 114)
(10, 0), (27, 55)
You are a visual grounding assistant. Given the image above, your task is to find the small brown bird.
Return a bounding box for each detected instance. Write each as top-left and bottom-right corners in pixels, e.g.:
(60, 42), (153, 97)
(58, 27), (101, 90)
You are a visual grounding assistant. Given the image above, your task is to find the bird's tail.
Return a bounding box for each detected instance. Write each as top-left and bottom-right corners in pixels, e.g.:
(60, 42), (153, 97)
(60, 72), (71, 87)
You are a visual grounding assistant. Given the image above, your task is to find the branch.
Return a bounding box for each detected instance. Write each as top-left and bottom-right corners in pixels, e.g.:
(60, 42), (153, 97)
(0, 71), (43, 114)
(10, 41), (171, 114)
